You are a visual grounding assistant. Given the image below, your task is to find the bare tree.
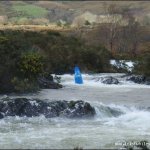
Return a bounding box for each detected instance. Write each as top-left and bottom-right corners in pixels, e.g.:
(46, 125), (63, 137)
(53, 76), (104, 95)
(103, 3), (123, 55)
(117, 13), (140, 57)
(99, 4), (141, 57)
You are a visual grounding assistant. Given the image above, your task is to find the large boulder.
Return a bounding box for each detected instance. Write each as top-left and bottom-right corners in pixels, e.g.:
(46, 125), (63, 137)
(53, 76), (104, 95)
(38, 76), (62, 89)
(60, 100), (96, 118)
(126, 75), (146, 84)
(0, 98), (95, 119)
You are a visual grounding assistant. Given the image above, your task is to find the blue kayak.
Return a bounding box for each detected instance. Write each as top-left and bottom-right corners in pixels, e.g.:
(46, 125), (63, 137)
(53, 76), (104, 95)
(74, 66), (83, 84)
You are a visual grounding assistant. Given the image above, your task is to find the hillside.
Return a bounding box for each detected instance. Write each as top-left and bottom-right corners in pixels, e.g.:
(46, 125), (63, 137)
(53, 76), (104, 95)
(0, 1), (150, 26)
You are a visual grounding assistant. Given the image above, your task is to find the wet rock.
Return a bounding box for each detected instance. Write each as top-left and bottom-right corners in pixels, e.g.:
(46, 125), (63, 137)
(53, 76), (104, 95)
(93, 76), (119, 84)
(61, 100), (96, 118)
(125, 74), (150, 85)
(0, 98), (95, 119)
(0, 113), (4, 119)
(145, 77), (150, 85)
(100, 76), (119, 84)
(38, 77), (62, 89)
(126, 75), (146, 84)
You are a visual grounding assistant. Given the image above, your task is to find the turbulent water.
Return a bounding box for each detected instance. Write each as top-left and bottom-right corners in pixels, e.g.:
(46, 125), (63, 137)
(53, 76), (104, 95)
(0, 73), (150, 149)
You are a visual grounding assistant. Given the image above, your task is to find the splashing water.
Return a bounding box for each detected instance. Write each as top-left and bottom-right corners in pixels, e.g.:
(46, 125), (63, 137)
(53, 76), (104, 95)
(0, 73), (150, 149)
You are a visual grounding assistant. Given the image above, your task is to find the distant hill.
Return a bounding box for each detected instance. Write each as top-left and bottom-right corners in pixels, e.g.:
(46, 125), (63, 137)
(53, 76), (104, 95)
(0, 1), (149, 26)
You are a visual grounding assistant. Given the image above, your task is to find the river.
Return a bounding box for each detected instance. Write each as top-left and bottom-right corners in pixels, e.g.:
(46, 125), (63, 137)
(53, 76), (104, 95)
(0, 73), (150, 149)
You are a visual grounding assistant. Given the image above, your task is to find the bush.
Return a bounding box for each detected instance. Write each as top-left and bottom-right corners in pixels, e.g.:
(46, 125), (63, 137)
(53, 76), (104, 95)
(11, 77), (39, 93)
(81, 46), (111, 72)
(18, 52), (44, 79)
(84, 20), (91, 26)
(0, 32), (25, 93)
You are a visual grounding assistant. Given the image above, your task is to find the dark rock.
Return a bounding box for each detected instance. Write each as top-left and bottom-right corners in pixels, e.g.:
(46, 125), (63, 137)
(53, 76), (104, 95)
(46, 74), (54, 81)
(146, 107), (150, 111)
(0, 98), (95, 119)
(145, 77), (150, 85)
(0, 113), (4, 119)
(38, 77), (62, 89)
(126, 75), (146, 84)
(54, 75), (61, 83)
(61, 100), (96, 118)
(126, 75), (150, 85)
(100, 76), (119, 84)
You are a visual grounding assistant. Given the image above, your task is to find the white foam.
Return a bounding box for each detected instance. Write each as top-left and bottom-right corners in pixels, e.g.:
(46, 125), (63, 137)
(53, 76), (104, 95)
(59, 73), (150, 89)
(105, 110), (150, 130)
(0, 73), (149, 149)
(0, 103), (150, 149)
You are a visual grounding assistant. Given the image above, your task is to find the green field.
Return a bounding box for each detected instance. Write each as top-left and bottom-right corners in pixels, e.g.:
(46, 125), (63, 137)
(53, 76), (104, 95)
(0, 1), (149, 25)
(12, 3), (48, 18)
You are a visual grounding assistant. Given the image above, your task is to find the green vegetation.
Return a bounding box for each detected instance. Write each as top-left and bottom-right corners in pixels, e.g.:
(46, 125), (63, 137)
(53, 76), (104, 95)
(18, 52), (44, 79)
(12, 3), (48, 18)
(81, 46), (111, 72)
(84, 20), (91, 26)
(1, 28), (148, 94)
(11, 77), (39, 93)
(0, 29), (111, 93)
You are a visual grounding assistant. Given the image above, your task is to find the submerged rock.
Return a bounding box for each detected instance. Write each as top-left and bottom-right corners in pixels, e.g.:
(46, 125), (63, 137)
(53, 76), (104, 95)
(98, 105), (124, 117)
(93, 76), (119, 84)
(0, 98), (95, 119)
(102, 76), (119, 84)
(100, 76), (119, 84)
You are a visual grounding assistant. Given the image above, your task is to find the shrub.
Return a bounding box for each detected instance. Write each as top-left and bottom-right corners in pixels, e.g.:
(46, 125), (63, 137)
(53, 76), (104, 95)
(81, 46), (111, 72)
(11, 77), (39, 93)
(0, 33), (25, 93)
(18, 52), (44, 79)
(84, 20), (91, 26)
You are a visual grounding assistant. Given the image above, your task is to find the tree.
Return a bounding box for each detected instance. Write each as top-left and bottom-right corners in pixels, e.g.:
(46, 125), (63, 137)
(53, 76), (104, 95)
(102, 3), (123, 55)
(117, 14), (140, 57)
(127, 17), (140, 57)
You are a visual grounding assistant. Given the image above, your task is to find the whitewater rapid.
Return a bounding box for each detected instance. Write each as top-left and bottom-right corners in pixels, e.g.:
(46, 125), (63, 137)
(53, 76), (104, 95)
(0, 73), (150, 149)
